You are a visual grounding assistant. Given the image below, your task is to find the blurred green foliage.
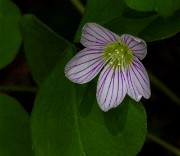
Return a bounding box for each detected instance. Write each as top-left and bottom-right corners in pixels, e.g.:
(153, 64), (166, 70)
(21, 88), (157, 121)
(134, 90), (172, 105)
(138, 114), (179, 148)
(0, 0), (22, 69)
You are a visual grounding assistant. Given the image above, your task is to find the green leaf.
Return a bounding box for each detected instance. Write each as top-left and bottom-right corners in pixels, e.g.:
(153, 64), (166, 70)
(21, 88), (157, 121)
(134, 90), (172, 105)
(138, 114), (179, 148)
(31, 48), (81, 156)
(124, 0), (180, 17)
(0, 93), (34, 156)
(138, 10), (180, 41)
(21, 14), (72, 85)
(74, 0), (179, 43)
(0, 0), (22, 69)
(31, 48), (147, 156)
(104, 9), (180, 41)
(104, 13), (158, 38)
(74, 0), (127, 42)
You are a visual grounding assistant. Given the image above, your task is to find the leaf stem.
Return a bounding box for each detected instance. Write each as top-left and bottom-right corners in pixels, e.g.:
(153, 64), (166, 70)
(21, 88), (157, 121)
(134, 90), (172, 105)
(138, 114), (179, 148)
(148, 71), (180, 107)
(71, 0), (85, 15)
(0, 86), (38, 93)
(147, 133), (180, 156)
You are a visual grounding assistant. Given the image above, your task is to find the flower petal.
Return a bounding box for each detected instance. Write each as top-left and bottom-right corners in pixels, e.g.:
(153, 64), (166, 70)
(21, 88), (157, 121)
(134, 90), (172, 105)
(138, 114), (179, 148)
(81, 23), (120, 48)
(65, 48), (106, 84)
(121, 34), (147, 60)
(126, 57), (151, 101)
(97, 64), (127, 112)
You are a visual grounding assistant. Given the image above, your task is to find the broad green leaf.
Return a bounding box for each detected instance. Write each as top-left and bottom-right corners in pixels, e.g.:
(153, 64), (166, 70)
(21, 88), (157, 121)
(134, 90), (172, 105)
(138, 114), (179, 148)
(0, 0), (22, 69)
(31, 48), (147, 156)
(30, 48), (82, 156)
(74, 0), (127, 42)
(74, 0), (179, 43)
(21, 14), (72, 85)
(124, 0), (180, 18)
(139, 10), (180, 41)
(80, 97), (146, 156)
(104, 13), (158, 38)
(0, 93), (34, 156)
(104, 10), (180, 41)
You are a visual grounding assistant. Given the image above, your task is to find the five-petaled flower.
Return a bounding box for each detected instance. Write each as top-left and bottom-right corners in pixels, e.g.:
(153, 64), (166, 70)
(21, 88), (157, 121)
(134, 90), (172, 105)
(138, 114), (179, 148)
(65, 23), (151, 112)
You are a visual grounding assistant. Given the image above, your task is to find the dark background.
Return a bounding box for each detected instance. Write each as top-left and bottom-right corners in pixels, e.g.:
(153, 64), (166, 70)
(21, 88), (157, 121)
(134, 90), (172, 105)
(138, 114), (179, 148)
(0, 0), (180, 155)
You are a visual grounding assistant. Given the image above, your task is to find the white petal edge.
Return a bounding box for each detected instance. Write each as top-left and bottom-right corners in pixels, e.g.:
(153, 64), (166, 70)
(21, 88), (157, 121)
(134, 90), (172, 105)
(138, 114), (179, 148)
(121, 34), (147, 60)
(96, 64), (127, 112)
(81, 23), (120, 48)
(65, 48), (107, 84)
(125, 57), (151, 101)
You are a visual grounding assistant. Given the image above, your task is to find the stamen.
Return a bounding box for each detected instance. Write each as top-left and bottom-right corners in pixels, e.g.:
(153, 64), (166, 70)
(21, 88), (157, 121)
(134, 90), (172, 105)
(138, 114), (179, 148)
(104, 41), (133, 68)
(115, 49), (119, 54)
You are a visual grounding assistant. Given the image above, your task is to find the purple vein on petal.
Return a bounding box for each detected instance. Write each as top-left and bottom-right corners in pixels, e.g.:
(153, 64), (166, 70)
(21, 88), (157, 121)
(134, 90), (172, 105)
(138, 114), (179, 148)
(123, 35), (132, 46)
(82, 30), (107, 44)
(111, 67), (119, 107)
(132, 63), (149, 86)
(107, 69), (115, 108)
(86, 24), (110, 42)
(67, 51), (103, 67)
(126, 38), (133, 46)
(131, 64), (149, 96)
(126, 67), (139, 99)
(97, 65), (112, 100)
(66, 55), (103, 72)
(124, 35), (130, 43)
(109, 30), (120, 42)
(132, 59), (149, 80)
(131, 58), (150, 98)
(101, 68), (114, 108)
(129, 42), (142, 49)
(131, 46), (146, 52)
(68, 58), (106, 84)
(114, 68), (126, 107)
(72, 60), (106, 84)
(98, 25), (118, 42)
(82, 36), (106, 45)
(67, 56), (104, 77)
(131, 46), (147, 52)
(114, 67), (120, 107)
(113, 67), (122, 107)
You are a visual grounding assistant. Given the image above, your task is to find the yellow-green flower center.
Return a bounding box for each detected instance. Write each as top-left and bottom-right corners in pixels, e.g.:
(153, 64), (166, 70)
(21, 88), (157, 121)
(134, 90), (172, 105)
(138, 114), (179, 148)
(104, 41), (133, 68)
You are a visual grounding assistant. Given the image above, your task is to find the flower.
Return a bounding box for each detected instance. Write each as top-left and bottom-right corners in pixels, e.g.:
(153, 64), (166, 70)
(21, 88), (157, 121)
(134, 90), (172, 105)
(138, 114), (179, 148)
(65, 23), (151, 112)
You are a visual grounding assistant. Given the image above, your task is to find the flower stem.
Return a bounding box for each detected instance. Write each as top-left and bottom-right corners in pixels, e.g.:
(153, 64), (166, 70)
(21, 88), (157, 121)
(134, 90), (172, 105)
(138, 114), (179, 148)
(147, 133), (180, 156)
(148, 71), (180, 107)
(71, 0), (85, 15)
(0, 86), (38, 93)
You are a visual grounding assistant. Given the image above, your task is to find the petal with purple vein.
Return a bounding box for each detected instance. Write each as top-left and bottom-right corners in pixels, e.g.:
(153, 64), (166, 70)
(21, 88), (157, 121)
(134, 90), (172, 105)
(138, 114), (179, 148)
(65, 48), (106, 84)
(126, 57), (151, 101)
(121, 34), (147, 60)
(97, 64), (127, 112)
(81, 23), (120, 48)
